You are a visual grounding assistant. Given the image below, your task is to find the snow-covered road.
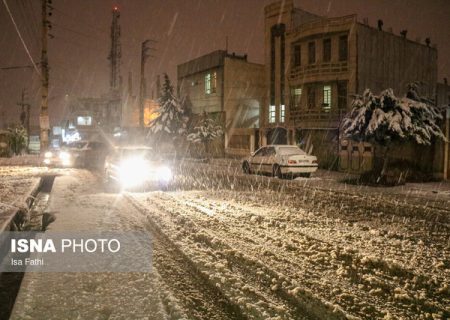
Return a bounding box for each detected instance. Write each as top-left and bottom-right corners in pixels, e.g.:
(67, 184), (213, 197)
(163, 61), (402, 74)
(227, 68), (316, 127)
(5, 166), (450, 319)
(9, 169), (244, 320)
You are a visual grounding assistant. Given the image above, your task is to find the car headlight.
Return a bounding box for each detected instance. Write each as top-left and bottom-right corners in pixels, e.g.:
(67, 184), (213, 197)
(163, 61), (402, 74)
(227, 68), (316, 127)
(58, 151), (72, 166)
(44, 151), (53, 158)
(158, 166), (172, 182)
(118, 157), (151, 188)
(59, 151), (71, 160)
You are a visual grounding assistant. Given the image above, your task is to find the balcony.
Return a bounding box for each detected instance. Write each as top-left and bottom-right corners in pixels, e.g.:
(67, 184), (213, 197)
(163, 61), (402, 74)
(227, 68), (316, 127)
(290, 61), (348, 80)
(290, 108), (347, 126)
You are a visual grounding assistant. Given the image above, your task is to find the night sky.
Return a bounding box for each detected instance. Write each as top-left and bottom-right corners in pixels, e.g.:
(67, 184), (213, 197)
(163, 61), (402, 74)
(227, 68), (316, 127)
(1, 0), (449, 128)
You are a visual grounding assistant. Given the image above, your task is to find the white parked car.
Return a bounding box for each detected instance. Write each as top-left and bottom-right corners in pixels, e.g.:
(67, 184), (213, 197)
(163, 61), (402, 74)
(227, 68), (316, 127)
(242, 145), (318, 178)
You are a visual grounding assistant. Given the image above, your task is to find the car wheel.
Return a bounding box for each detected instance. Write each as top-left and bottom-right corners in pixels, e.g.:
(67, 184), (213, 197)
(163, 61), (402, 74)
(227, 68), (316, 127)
(300, 172), (311, 178)
(272, 164), (282, 179)
(242, 161), (251, 174)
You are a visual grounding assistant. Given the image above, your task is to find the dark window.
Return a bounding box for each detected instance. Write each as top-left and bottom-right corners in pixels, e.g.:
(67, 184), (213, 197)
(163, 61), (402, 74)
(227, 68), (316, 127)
(337, 81), (348, 109)
(339, 35), (348, 61)
(323, 38), (331, 62)
(307, 87), (316, 109)
(308, 42), (315, 64)
(292, 44), (301, 67)
(254, 147), (265, 156)
(266, 147), (276, 156)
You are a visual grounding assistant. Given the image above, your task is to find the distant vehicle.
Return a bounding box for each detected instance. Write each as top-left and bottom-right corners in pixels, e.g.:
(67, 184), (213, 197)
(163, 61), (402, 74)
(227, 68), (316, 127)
(43, 140), (109, 168)
(43, 148), (72, 167)
(242, 145), (318, 178)
(103, 146), (173, 191)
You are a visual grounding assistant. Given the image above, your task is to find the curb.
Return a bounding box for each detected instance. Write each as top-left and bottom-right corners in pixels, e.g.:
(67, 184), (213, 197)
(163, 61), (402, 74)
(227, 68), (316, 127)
(0, 177), (42, 233)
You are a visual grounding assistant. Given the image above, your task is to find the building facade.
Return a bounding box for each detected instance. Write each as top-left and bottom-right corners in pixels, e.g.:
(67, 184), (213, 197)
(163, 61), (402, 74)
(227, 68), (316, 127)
(261, 0), (440, 173)
(178, 50), (265, 156)
(61, 94), (122, 143)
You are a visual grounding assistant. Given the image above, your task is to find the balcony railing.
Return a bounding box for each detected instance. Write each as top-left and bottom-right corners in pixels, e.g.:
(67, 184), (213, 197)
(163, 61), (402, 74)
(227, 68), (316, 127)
(290, 61), (348, 80)
(290, 109), (347, 124)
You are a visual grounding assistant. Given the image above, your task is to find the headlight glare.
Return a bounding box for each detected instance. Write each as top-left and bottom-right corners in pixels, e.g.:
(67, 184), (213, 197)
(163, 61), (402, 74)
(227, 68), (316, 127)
(158, 166), (172, 182)
(59, 151), (71, 160)
(118, 157), (151, 188)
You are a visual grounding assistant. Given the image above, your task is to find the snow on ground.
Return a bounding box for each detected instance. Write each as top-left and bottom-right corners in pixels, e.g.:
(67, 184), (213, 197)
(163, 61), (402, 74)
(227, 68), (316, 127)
(128, 167), (450, 319)
(0, 166), (48, 227)
(10, 170), (184, 320)
(0, 155), (43, 167)
(4, 164), (450, 319)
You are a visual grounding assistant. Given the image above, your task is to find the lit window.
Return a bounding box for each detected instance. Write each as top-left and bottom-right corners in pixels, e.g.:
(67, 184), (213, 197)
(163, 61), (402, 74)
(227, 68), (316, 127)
(291, 87), (302, 109)
(205, 73), (211, 94)
(77, 116), (92, 126)
(269, 105), (276, 123)
(280, 105), (285, 123)
(205, 72), (217, 94)
(323, 85), (331, 111)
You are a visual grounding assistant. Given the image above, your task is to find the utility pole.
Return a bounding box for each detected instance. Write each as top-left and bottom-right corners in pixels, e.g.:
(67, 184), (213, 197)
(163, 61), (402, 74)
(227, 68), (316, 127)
(17, 89), (28, 126)
(139, 39), (156, 129)
(17, 89), (31, 152)
(108, 6), (121, 94)
(39, 0), (52, 151)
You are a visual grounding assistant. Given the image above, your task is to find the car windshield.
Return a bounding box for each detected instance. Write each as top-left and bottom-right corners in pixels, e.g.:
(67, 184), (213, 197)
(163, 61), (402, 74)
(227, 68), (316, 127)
(277, 146), (306, 155)
(65, 142), (87, 149)
(119, 148), (157, 160)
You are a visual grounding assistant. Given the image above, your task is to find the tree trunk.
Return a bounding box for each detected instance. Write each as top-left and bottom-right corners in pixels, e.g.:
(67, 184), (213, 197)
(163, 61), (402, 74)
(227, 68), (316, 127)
(380, 144), (391, 177)
(204, 141), (209, 160)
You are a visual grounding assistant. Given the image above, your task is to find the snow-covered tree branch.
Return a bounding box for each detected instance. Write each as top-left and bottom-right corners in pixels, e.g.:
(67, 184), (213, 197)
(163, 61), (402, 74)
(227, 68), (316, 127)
(341, 84), (445, 177)
(148, 74), (188, 141)
(187, 113), (223, 157)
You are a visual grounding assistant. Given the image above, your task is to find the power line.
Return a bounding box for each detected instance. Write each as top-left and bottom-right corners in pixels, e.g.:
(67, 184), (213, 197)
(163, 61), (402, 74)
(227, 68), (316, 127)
(0, 64), (39, 70)
(52, 22), (105, 41)
(2, 0), (41, 76)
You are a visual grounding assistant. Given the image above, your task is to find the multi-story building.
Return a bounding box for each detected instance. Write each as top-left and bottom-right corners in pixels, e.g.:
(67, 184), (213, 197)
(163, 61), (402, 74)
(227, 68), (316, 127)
(61, 94), (122, 143)
(178, 50), (265, 156)
(262, 0), (439, 172)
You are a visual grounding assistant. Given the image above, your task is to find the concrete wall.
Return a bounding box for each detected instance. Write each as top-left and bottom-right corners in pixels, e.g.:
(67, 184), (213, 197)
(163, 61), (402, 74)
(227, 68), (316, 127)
(356, 24), (437, 97)
(223, 57), (265, 155)
(435, 83), (450, 179)
(178, 50), (264, 157)
(179, 67), (224, 115)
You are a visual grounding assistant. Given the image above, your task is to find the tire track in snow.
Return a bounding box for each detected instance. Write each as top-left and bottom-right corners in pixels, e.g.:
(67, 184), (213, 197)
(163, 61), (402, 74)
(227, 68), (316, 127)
(130, 192), (352, 320)
(123, 193), (248, 320)
(134, 190), (449, 319)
